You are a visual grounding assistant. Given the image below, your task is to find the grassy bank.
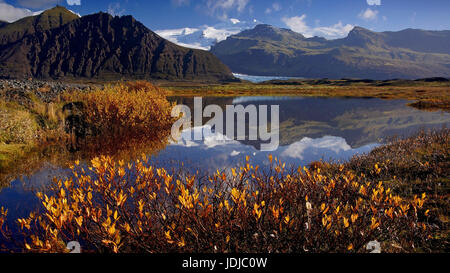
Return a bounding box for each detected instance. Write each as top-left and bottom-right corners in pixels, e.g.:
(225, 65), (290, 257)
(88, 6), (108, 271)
(161, 79), (450, 111)
(0, 129), (447, 253)
(0, 81), (174, 185)
(331, 128), (449, 251)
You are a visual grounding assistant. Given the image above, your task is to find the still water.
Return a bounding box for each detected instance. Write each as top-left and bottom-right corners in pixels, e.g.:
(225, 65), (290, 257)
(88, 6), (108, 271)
(0, 96), (449, 222)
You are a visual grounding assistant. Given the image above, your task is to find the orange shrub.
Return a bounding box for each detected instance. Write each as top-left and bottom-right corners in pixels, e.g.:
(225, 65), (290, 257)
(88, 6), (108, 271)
(0, 155), (430, 253)
(63, 81), (175, 154)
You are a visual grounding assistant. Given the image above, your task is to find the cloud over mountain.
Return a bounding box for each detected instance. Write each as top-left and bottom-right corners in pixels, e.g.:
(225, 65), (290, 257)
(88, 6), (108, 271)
(282, 14), (353, 39)
(156, 18), (258, 50)
(0, 1), (42, 22)
(358, 8), (378, 21)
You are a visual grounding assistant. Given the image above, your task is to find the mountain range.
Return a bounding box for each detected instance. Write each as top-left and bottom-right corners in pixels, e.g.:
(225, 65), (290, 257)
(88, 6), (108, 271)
(0, 6), (449, 81)
(211, 24), (450, 79)
(156, 18), (258, 50)
(0, 7), (233, 81)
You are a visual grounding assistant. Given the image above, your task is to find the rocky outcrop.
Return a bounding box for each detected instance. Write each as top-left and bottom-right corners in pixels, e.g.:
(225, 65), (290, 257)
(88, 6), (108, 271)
(0, 10), (233, 81)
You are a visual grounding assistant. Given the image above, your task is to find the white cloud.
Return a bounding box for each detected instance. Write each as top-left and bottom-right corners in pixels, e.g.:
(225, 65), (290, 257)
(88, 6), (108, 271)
(358, 8), (378, 21)
(282, 15), (309, 34)
(282, 14), (354, 39)
(367, 0), (381, 5)
(107, 2), (125, 16)
(281, 136), (352, 160)
(0, 1), (43, 23)
(265, 2), (282, 14)
(16, 0), (57, 9)
(314, 21), (355, 38)
(156, 18), (257, 50)
(230, 18), (240, 24)
(205, 0), (250, 19)
(67, 0), (81, 5)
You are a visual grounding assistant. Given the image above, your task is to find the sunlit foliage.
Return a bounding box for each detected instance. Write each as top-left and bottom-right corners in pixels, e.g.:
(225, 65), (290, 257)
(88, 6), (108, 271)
(63, 81), (175, 151)
(0, 154), (430, 253)
(0, 82), (175, 186)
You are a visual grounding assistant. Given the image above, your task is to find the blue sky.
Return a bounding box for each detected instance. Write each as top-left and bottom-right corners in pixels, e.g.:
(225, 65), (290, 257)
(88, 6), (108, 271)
(1, 0), (449, 39)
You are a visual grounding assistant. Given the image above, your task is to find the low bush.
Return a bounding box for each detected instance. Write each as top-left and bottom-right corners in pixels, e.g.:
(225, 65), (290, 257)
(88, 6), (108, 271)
(0, 154), (430, 253)
(61, 81), (175, 154)
(64, 81), (174, 140)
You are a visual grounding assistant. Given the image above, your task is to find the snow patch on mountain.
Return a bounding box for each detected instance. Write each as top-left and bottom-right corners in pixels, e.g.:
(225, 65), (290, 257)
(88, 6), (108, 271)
(156, 18), (258, 50)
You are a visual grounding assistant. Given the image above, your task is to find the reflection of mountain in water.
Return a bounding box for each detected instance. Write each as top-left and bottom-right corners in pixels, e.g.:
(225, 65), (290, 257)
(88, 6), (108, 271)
(271, 97), (449, 147)
(154, 125), (377, 172)
(1, 96), (448, 224)
(170, 96), (450, 148)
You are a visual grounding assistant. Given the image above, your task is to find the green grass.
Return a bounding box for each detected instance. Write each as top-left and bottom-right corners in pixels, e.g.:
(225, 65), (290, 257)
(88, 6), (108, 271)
(160, 80), (450, 111)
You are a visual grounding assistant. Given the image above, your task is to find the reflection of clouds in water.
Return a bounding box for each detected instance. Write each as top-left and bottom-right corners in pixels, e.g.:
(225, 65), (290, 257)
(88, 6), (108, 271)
(171, 125), (235, 148)
(281, 136), (352, 160)
(232, 96), (303, 104)
(230, 150), (241, 156)
(166, 126), (378, 170)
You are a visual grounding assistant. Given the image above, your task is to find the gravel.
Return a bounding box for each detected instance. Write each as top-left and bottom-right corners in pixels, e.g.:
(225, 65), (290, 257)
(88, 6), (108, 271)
(0, 79), (98, 103)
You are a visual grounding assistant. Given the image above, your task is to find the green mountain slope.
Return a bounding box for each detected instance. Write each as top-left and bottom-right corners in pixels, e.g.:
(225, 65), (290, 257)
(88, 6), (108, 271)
(0, 6), (79, 45)
(211, 24), (450, 79)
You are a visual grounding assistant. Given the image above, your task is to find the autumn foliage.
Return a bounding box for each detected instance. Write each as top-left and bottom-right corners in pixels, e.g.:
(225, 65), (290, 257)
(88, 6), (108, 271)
(0, 154), (430, 253)
(62, 81), (175, 153)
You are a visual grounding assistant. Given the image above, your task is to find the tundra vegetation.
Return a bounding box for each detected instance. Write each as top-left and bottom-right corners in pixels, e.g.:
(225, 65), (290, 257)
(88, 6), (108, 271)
(0, 129), (448, 253)
(162, 78), (450, 112)
(0, 80), (448, 253)
(0, 81), (175, 185)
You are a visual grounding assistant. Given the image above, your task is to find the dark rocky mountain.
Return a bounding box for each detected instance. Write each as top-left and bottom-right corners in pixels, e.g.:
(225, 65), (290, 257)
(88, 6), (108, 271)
(211, 24), (450, 79)
(0, 6), (79, 45)
(0, 7), (233, 81)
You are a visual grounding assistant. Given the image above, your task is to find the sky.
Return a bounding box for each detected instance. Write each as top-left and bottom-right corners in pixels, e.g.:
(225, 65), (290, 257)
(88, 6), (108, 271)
(0, 0), (449, 40)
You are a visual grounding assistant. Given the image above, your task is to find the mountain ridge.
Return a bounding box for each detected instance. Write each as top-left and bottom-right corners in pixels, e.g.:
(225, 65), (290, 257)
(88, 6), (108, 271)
(211, 24), (450, 79)
(0, 6), (79, 45)
(0, 7), (234, 81)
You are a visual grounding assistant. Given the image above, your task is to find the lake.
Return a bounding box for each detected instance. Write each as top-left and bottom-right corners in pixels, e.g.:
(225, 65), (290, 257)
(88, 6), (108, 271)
(0, 96), (449, 225)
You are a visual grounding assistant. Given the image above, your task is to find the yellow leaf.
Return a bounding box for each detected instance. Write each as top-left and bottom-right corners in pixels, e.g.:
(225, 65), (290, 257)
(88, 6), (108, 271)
(165, 230), (171, 240)
(343, 217), (349, 228)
